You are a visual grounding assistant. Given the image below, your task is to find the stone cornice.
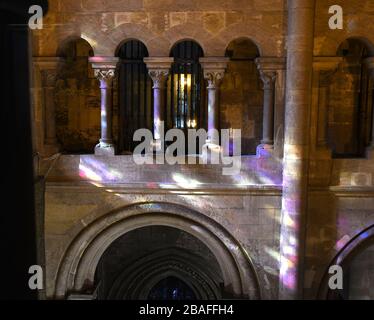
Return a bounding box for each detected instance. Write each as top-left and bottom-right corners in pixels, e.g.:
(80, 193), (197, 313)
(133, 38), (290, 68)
(199, 57), (229, 71)
(33, 57), (64, 69)
(255, 57), (286, 72)
(144, 57), (174, 70)
(89, 56), (119, 71)
(313, 57), (343, 71)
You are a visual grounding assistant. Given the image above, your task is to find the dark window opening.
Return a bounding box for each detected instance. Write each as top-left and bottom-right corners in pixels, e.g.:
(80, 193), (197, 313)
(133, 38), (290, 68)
(117, 40), (153, 153)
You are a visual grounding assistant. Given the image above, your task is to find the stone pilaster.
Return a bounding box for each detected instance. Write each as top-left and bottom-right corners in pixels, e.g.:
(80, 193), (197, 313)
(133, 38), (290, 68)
(255, 58), (286, 151)
(144, 57), (174, 143)
(311, 57), (342, 158)
(33, 57), (63, 156)
(279, 0), (315, 300)
(89, 57), (119, 156)
(200, 57), (229, 145)
(364, 57), (374, 158)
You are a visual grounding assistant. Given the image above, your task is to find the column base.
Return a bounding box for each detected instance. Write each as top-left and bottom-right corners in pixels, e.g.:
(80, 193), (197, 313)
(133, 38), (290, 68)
(202, 142), (222, 164)
(366, 146), (374, 159)
(95, 142), (115, 156)
(256, 143), (274, 158)
(43, 144), (60, 157)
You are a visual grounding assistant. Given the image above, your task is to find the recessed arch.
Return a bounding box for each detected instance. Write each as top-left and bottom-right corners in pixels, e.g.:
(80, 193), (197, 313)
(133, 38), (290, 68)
(169, 38), (205, 57)
(225, 37), (261, 59)
(317, 224), (374, 299)
(54, 202), (261, 300)
(114, 38), (149, 58)
(56, 35), (94, 58)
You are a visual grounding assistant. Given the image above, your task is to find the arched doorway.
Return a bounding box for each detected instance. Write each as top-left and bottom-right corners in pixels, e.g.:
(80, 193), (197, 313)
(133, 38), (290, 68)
(94, 226), (224, 300)
(55, 202), (261, 300)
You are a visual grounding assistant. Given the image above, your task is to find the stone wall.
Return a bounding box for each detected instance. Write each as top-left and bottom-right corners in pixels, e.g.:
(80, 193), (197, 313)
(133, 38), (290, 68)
(43, 155), (282, 299)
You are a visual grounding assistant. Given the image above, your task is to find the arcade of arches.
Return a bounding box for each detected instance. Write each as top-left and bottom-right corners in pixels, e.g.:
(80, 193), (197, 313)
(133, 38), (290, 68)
(32, 0), (374, 300)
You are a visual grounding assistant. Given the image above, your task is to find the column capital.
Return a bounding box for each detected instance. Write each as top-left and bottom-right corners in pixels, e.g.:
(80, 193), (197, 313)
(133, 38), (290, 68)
(364, 57), (374, 78)
(255, 57), (285, 89)
(89, 56), (119, 86)
(33, 57), (63, 87)
(200, 57), (229, 88)
(313, 57), (343, 87)
(144, 57), (174, 89)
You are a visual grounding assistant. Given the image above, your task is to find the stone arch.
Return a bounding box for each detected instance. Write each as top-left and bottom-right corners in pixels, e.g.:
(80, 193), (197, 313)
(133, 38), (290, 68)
(317, 224), (374, 299)
(169, 38), (205, 56)
(164, 24), (211, 56)
(104, 248), (222, 300)
(224, 36), (262, 58)
(316, 35), (374, 57)
(217, 23), (280, 57)
(56, 35), (94, 58)
(108, 23), (158, 57)
(55, 202), (261, 300)
(114, 38), (150, 57)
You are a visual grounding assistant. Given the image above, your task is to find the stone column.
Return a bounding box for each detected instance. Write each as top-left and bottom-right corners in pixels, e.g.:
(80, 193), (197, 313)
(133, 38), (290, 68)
(144, 57), (174, 143)
(33, 57), (62, 156)
(312, 57), (342, 155)
(255, 58), (286, 149)
(200, 57), (229, 145)
(364, 57), (374, 156)
(279, 0), (315, 300)
(89, 57), (119, 156)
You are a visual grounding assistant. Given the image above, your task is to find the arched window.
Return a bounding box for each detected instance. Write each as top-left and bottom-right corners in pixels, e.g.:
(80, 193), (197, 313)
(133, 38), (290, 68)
(167, 41), (206, 134)
(327, 39), (374, 158)
(224, 39), (261, 155)
(116, 40), (153, 153)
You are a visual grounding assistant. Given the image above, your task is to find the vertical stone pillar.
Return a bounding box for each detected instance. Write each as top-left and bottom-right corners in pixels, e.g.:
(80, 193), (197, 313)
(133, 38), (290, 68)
(279, 0), (315, 300)
(89, 57), (119, 156)
(255, 58), (286, 150)
(33, 57), (62, 156)
(364, 57), (374, 156)
(311, 58), (342, 155)
(200, 57), (229, 145)
(144, 57), (174, 142)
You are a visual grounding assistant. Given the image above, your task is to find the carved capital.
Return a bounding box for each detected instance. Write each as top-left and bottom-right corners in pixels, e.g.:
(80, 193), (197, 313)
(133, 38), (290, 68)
(313, 57), (343, 87)
(319, 69), (338, 87)
(259, 70), (277, 90)
(94, 69), (116, 82)
(148, 69), (169, 89)
(203, 70), (225, 89)
(200, 57), (229, 89)
(364, 57), (374, 79)
(89, 56), (119, 87)
(41, 69), (58, 87)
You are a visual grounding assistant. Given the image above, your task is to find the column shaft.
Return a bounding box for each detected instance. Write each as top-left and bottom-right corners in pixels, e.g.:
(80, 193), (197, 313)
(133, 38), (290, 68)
(144, 57), (174, 143)
(89, 57), (118, 156)
(280, 0), (315, 299)
(261, 74), (276, 145)
(200, 57), (229, 146)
